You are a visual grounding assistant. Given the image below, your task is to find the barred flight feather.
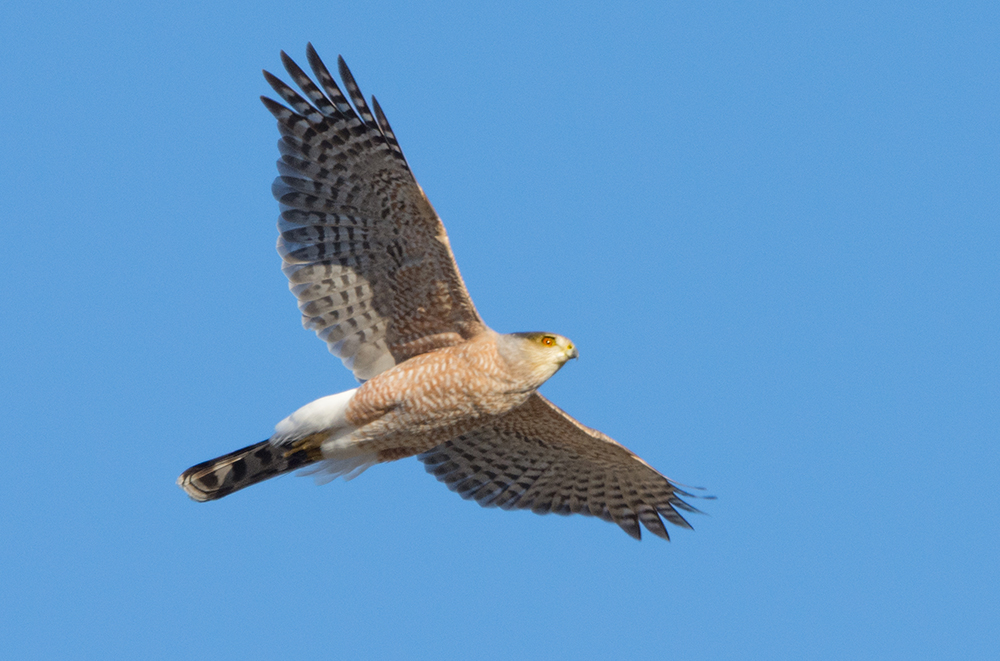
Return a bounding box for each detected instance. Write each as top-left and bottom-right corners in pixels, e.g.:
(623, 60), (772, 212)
(418, 394), (704, 540)
(261, 45), (483, 381)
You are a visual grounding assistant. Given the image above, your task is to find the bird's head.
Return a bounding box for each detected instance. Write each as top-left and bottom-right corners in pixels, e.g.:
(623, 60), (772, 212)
(497, 332), (579, 388)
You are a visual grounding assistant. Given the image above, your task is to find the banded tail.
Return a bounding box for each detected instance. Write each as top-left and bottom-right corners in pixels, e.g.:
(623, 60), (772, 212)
(177, 440), (321, 502)
(179, 388), (360, 501)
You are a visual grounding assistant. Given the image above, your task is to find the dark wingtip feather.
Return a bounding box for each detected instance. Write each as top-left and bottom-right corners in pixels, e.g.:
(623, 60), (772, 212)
(262, 69), (288, 95)
(371, 95), (408, 165)
(336, 55), (377, 126)
(305, 45), (355, 117)
(260, 95), (293, 120)
(638, 507), (672, 541)
(621, 521), (642, 541)
(671, 498), (706, 515)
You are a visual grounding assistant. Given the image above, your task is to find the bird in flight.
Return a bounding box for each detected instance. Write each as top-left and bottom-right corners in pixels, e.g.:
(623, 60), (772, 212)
(178, 44), (708, 540)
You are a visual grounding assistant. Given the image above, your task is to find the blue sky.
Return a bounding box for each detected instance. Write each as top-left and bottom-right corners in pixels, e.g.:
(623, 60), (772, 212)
(2, 1), (997, 658)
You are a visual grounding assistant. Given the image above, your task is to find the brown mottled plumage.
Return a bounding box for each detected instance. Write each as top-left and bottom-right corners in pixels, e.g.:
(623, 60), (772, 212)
(177, 45), (708, 541)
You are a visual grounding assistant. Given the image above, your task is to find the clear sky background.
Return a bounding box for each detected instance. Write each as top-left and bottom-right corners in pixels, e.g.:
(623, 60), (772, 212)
(2, 1), (997, 659)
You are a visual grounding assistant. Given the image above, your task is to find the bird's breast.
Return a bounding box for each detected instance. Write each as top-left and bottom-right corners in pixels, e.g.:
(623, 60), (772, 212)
(345, 343), (531, 435)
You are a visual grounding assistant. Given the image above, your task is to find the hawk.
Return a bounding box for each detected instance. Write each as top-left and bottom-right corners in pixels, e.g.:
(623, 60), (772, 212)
(178, 44), (707, 540)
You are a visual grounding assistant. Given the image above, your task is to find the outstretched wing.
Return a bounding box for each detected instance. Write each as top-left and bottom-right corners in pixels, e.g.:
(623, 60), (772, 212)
(418, 394), (705, 540)
(262, 44), (486, 381)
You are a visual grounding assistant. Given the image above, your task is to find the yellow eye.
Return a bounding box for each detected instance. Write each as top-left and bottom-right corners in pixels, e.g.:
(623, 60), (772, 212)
(541, 336), (555, 347)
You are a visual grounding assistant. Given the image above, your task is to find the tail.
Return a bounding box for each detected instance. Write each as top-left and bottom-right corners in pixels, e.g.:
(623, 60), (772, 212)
(177, 440), (321, 502)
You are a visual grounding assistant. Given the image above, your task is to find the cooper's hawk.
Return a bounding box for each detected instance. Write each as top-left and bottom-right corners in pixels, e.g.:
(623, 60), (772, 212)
(178, 44), (707, 540)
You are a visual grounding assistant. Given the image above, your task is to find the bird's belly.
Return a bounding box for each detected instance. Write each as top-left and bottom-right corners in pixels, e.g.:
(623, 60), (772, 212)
(332, 384), (530, 458)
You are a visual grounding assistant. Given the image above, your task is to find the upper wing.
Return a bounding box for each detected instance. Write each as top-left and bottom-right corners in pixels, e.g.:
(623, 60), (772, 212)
(418, 393), (706, 540)
(262, 44), (486, 381)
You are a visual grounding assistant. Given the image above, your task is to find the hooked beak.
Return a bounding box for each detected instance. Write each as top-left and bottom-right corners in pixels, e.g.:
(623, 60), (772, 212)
(565, 345), (579, 361)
